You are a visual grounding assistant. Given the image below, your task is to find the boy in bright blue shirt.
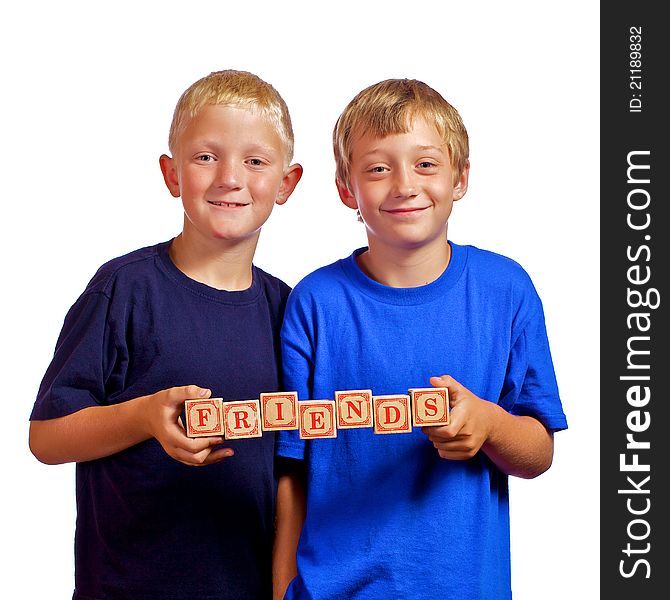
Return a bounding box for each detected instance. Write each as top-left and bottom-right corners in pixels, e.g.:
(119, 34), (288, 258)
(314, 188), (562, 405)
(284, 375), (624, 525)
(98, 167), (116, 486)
(273, 79), (567, 600)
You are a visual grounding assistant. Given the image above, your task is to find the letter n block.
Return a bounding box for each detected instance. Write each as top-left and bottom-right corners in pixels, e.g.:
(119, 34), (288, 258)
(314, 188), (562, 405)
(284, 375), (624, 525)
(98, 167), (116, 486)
(185, 398), (223, 438)
(373, 395), (412, 434)
(299, 400), (337, 439)
(335, 389), (373, 428)
(260, 391), (299, 431)
(410, 387), (450, 427)
(223, 399), (262, 439)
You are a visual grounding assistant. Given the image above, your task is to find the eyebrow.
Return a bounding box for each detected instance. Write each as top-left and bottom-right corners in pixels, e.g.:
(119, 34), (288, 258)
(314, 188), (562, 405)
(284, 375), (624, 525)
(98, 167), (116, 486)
(359, 144), (446, 159)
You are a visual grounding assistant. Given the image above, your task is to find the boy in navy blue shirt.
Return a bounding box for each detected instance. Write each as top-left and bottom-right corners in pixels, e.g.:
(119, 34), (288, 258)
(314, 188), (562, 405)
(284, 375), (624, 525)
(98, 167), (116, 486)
(273, 79), (567, 599)
(30, 70), (302, 599)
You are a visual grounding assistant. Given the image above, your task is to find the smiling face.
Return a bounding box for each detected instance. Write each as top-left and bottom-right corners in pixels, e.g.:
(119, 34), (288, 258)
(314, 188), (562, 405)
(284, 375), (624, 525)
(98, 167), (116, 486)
(160, 104), (300, 248)
(338, 116), (469, 257)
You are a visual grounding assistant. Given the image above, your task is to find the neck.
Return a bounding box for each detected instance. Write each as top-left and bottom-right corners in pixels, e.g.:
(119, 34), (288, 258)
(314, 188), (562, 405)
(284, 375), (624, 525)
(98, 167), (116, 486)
(169, 229), (258, 291)
(357, 237), (451, 288)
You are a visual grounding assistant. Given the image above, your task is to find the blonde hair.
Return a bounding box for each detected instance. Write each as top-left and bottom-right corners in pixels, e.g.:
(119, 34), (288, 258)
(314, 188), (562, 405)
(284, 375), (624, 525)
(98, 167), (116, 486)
(333, 79), (469, 187)
(168, 69), (294, 162)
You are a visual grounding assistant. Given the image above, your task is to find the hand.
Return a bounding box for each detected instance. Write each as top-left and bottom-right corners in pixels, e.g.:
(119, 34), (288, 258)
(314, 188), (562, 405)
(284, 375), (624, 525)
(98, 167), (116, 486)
(421, 375), (497, 460)
(141, 385), (234, 466)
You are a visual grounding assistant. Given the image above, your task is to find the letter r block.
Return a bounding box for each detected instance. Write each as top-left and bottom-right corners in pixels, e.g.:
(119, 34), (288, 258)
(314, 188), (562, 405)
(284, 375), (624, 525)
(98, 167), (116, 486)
(260, 391), (299, 431)
(223, 399), (262, 439)
(335, 389), (373, 428)
(410, 387), (450, 427)
(185, 398), (223, 438)
(373, 395), (412, 434)
(299, 400), (337, 439)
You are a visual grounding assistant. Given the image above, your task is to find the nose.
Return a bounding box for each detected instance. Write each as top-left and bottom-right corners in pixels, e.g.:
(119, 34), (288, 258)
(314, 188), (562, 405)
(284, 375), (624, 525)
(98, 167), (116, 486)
(392, 166), (418, 199)
(214, 160), (242, 191)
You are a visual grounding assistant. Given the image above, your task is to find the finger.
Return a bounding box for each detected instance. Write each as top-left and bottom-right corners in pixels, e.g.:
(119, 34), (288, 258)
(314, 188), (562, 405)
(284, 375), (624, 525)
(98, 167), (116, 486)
(167, 384), (212, 404)
(429, 374), (459, 390)
(199, 447), (235, 465)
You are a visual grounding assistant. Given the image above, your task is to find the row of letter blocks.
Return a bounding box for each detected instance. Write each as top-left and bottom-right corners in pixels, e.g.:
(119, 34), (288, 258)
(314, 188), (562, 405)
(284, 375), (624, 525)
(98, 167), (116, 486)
(185, 388), (449, 439)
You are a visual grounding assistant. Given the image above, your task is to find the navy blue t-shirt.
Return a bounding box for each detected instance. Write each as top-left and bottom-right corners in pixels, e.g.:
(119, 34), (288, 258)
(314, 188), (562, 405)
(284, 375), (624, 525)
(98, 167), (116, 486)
(31, 240), (290, 600)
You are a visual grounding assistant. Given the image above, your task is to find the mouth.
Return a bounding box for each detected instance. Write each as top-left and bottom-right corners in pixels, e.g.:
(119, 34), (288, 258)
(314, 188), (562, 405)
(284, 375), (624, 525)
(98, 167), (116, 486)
(383, 206), (429, 215)
(207, 201), (249, 208)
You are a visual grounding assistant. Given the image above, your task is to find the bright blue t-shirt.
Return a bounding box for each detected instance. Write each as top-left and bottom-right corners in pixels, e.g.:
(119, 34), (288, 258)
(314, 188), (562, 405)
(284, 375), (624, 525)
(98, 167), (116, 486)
(277, 242), (567, 600)
(31, 240), (289, 600)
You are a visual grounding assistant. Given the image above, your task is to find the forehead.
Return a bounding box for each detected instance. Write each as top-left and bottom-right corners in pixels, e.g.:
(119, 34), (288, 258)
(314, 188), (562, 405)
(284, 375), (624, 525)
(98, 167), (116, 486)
(351, 117), (446, 160)
(178, 104), (284, 151)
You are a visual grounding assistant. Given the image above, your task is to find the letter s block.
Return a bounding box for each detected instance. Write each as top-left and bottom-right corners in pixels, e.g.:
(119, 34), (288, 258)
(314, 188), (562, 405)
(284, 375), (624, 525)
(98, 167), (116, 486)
(185, 398), (223, 438)
(299, 400), (337, 439)
(223, 399), (262, 439)
(373, 395), (412, 434)
(410, 387), (450, 427)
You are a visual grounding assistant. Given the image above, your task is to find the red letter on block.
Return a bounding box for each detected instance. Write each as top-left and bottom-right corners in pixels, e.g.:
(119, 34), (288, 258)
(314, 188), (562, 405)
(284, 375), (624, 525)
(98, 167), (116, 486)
(223, 399), (262, 439)
(410, 388), (450, 427)
(185, 398), (223, 438)
(373, 395), (411, 434)
(335, 390), (373, 428)
(299, 400), (337, 439)
(260, 392), (299, 431)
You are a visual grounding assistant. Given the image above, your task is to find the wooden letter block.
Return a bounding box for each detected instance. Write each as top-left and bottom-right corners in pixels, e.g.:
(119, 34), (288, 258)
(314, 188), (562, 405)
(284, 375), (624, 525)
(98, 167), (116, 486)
(373, 395), (412, 434)
(185, 398), (223, 438)
(299, 400), (337, 439)
(335, 389), (373, 428)
(260, 391), (299, 431)
(223, 399), (262, 439)
(410, 387), (450, 427)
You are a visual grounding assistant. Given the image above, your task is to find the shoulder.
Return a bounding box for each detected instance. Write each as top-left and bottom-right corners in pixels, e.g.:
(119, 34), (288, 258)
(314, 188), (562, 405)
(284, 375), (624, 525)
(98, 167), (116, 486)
(253, 265), (292, 304)
(84, 241), (168, 298)
(461, 244), (537, 293)
(286, 256), (351, 305)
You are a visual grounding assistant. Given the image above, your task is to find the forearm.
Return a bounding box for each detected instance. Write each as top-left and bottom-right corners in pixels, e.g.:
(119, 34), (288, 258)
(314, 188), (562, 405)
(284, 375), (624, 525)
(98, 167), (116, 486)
(481, 403), (554, 479)
(29, 396), (152, 465)
(273, 469), (306, 600)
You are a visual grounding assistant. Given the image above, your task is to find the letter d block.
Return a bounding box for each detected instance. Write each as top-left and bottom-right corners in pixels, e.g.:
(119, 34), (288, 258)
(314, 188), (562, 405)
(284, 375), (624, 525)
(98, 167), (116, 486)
(299, 400), (337, 439)
(335, 390), (373, 428)
(410, 387), (450, 427)
(185, 398), (223, 438)
(223, 399), (262, 439)
(373, 395), (412, 434)
(260, 391), (299, 431)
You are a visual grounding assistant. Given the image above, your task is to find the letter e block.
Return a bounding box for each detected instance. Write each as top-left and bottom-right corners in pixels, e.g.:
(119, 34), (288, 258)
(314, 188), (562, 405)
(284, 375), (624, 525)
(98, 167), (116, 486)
(410, 387), (450, 427)
(185, 398), (223, 438)
(223, 399), (262, 439)
(260, 391), (299, 431)
(335, 389), (373, 428)
(299, 400), (337, 439)
(373, 395), (412, 434)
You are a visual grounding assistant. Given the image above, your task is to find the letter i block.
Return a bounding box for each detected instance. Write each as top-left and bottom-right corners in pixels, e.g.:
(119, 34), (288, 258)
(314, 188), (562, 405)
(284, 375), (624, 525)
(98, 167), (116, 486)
(260, 391), (299, 431)
(373, 395), (412, 434)
(335, 390), (373, 428)
(410, 387), (450, 427)
(185, 398), (223, 438)
(299, 400), (337, 439)
(223, 399), (262, 439)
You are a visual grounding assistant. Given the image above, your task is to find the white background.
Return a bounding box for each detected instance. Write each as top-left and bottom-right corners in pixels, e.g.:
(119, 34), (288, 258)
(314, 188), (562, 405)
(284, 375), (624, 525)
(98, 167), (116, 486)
(1, 1), (599, 597)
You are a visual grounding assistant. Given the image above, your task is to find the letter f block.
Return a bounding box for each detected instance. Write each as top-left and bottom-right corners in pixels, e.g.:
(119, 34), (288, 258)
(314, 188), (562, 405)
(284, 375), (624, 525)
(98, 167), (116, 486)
(185, 398), (223, 438)
(410, 387), (450, 427)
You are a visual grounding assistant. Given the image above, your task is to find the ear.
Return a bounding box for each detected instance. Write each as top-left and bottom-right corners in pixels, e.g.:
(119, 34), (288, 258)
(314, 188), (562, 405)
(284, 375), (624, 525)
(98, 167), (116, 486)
(159, 154), (181, 198)
(336, 178), (358, 210)
(453, 160), (470, 201)
(275, 163), (304, 205)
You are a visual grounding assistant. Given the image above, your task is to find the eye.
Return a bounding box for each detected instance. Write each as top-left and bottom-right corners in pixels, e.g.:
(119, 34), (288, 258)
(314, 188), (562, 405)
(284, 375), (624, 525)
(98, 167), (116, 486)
(247, 158), (265, 167)
(196, 154), (215, 163)
(417, 161), (436, 169)
(368, 165), (388, 173)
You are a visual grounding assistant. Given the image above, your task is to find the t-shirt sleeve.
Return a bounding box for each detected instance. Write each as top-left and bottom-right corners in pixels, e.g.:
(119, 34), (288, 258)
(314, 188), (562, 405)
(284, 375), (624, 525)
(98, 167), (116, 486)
(31, 290), (119, 421)
(275, 291), (314, 461)
(499, 305), (568, 431)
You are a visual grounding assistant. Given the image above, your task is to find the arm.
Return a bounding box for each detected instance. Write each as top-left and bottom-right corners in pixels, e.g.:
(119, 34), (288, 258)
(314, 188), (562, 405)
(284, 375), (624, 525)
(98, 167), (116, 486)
(29, 385), (231, 466)
(273, 463), (306, 600)
(422, 375), (554, 478)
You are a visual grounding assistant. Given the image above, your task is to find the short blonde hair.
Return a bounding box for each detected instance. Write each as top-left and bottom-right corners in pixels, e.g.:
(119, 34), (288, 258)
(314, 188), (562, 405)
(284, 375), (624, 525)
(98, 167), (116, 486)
(333, 79), (469, 187)
(168, 69), (294, 162)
